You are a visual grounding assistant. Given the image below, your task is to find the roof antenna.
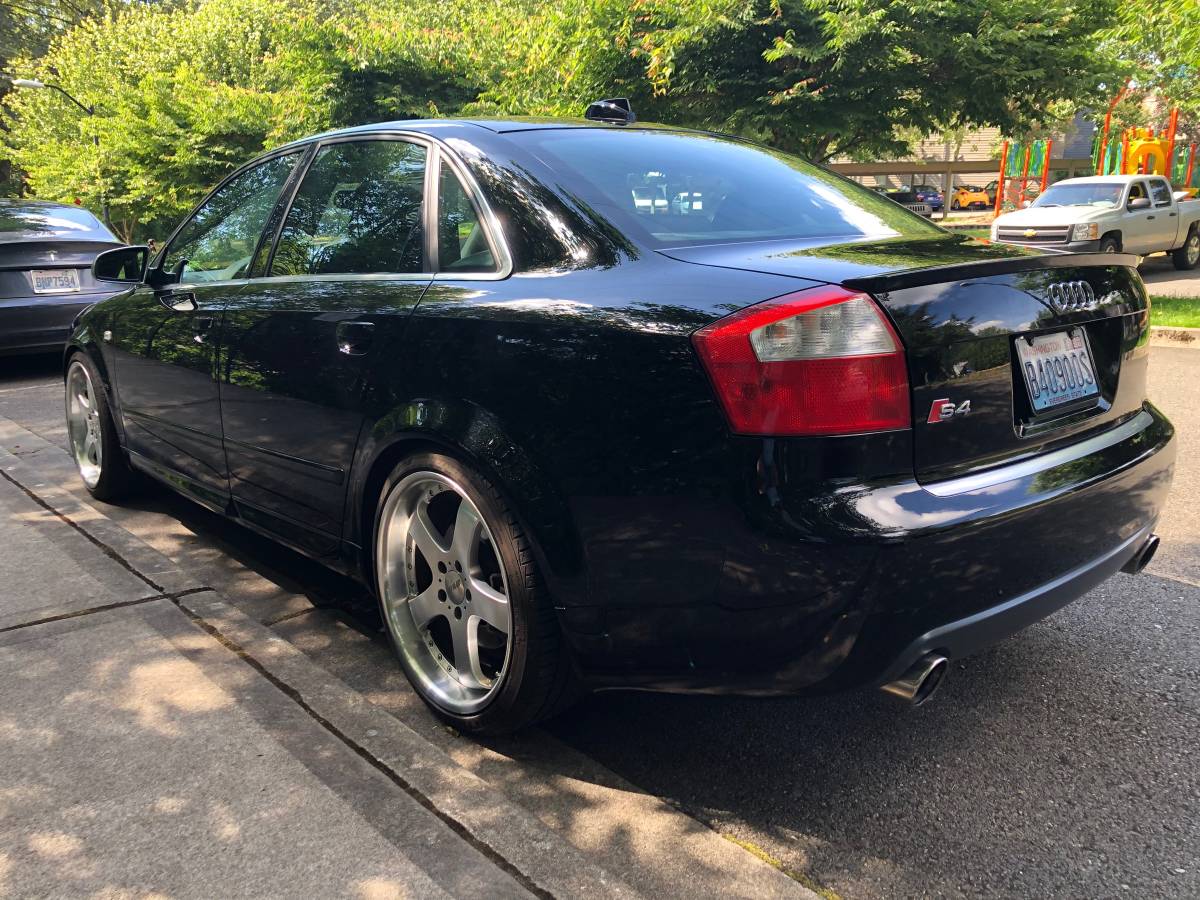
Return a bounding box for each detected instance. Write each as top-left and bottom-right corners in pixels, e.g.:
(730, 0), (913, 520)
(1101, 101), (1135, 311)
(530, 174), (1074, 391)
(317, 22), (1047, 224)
(584, 98), (636, 126)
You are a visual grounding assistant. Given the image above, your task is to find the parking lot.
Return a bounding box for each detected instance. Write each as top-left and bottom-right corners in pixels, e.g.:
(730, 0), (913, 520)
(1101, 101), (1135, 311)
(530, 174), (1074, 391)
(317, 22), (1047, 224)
(2, 345), (1198, 899)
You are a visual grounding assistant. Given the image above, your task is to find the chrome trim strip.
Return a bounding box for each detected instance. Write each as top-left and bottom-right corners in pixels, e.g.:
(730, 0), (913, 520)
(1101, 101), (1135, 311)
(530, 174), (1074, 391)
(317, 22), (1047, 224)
(923, 409), (1153, 497)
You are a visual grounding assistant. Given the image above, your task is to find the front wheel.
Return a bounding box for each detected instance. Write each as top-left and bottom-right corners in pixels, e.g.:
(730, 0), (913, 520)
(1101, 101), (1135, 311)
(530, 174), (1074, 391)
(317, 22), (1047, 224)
(1172, 229), (1200, 270)
(373, 452), (578, 734)
(1099, 236), (1121, 254)
(65, 353), (135, 502)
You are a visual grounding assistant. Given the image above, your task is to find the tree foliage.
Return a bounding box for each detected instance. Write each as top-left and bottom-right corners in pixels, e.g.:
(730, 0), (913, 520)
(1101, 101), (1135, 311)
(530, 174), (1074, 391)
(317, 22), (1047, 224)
(1, 0), (1128, 237)
(1102, 3), (1200, 123)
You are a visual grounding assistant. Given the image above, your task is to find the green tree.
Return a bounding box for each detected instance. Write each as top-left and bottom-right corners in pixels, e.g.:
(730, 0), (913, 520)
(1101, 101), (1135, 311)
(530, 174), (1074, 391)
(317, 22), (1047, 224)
(1, 0), (497, 239)
(1104, 3), (1200, 122)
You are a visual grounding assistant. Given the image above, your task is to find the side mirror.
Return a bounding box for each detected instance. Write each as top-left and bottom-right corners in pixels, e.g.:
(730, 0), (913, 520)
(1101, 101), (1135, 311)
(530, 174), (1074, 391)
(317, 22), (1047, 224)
(93, 245), (149, 283)
(1128, 197), (1152, 211)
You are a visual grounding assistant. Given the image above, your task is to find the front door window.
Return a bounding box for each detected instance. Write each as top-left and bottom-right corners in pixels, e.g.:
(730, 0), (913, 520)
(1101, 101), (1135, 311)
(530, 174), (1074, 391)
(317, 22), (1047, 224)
(162, 154), (300, 284)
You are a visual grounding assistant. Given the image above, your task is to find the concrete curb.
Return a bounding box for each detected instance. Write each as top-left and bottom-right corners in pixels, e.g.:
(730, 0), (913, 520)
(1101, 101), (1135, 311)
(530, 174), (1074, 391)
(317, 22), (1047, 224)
(1150, 325), (1200, 347)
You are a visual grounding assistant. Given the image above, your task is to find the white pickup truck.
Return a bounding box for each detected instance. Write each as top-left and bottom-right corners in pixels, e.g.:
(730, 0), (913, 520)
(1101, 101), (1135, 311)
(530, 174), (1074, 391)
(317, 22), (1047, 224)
(991, 174), (1200, 269)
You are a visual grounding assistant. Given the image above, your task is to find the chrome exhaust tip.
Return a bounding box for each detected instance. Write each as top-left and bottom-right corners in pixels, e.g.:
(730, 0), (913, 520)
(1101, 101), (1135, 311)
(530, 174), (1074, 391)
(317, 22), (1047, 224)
(1121, 533), (1160, 575)
(880, 653), (948, 707)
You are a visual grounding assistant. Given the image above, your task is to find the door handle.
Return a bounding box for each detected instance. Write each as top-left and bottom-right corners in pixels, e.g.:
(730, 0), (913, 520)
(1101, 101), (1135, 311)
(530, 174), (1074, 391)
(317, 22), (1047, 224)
(1170, 212), (1178, 217)
(1147, 215), (1156, 220)
(336, 320), (374, 356)
(193, 315), (215, 344)
(159, 291), (197, 312)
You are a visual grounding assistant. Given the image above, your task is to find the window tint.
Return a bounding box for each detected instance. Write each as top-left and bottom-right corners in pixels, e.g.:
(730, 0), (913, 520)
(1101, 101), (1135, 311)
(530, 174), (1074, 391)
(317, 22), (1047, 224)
(511, 129), (941, 247)
(163, 154), (298, 284)
(437, 160), (495, 272)
(1150, 179), (1173, 207)
(271, 140), (427, 277)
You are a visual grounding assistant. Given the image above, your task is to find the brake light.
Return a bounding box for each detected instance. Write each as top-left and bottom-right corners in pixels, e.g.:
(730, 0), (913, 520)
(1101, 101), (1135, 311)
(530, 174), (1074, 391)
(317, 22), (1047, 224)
(692, 286), (910, 436)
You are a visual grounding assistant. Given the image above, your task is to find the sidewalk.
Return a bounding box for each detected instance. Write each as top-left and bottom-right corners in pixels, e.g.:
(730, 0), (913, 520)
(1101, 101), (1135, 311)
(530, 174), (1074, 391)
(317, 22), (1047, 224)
(0, 417), (814, 899)
(0, 471), (549, 898)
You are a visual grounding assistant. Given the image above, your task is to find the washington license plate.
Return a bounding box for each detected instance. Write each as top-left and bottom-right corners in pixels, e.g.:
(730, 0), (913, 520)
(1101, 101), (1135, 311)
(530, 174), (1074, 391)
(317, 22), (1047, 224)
(1016, 330), (1100, 412)
(31, 269), (80, 294)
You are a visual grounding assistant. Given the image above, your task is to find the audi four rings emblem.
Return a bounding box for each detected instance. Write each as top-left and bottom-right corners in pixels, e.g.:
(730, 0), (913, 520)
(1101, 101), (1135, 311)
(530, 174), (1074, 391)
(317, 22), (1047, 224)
(1046, 280), (1095, 312)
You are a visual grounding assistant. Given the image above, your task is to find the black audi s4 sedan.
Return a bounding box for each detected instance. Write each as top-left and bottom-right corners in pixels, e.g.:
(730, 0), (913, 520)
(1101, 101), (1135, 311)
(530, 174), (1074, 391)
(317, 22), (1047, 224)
(1, 200), (125, 354)
(66, 112), (1175, 733)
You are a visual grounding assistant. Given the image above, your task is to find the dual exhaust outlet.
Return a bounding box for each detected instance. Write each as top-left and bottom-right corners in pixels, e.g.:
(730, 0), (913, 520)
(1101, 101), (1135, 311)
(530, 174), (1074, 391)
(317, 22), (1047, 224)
(880, 532), (1160, 707)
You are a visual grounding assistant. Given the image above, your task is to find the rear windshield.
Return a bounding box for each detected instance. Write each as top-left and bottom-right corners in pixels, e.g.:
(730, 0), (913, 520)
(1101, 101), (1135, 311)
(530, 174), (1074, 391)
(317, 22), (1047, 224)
(512, 129), (943, 248)
(0, 204), (116, 242)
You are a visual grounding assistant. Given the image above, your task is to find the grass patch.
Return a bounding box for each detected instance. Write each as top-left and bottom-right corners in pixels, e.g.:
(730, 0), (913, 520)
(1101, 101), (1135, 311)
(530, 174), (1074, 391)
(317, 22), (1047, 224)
(954, 226), (992, 239)
(1149, 295), (1200, 328)
(721, 833), (842, 899)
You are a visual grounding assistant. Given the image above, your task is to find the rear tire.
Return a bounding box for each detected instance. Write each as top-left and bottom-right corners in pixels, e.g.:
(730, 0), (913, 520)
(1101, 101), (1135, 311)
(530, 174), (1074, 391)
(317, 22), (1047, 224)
(1099, 235), (1121, 254)
(1172, 228), (1200, 270)
(65, 353), (135, 502)
(951, 199), (960, 210)
(373, 451), (580, 734)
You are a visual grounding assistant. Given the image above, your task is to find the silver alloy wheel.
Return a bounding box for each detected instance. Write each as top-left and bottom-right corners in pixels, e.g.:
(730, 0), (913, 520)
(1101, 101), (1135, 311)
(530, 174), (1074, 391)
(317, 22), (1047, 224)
(376, 471), (513, 714)
(1188, 232), (1200, 266)
(65, 360), (103, 489)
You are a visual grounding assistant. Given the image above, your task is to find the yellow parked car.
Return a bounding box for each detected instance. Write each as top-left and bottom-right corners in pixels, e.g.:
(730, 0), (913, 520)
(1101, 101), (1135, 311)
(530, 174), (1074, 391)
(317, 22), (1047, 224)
(951, 185), (991, 210)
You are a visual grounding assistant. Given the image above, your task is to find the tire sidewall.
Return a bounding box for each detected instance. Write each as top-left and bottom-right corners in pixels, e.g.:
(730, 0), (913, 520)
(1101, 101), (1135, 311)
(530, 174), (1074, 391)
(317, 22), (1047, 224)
(66, 351), (128, 500)
(372, 450), (538, 731)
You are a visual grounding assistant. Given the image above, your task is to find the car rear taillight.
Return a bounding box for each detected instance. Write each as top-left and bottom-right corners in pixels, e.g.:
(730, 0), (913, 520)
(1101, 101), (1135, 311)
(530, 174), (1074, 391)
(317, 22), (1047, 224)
(692, 286), (910, 436)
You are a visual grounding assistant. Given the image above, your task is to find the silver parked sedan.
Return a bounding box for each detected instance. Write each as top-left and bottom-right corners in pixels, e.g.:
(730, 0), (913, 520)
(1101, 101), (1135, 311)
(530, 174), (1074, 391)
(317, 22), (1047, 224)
(0, 200), (125, 354)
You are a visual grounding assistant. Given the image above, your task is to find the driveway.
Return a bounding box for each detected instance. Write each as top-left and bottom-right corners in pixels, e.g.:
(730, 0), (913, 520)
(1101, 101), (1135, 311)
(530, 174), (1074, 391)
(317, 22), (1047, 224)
(0, 348), (1197, 899)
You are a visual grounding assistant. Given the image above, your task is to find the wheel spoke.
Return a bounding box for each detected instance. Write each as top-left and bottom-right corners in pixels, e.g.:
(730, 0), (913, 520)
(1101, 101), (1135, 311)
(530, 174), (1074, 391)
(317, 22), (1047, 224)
(448, 614), (484, 689)
(468, 576), (509, 632)
(408, 505), (448, 562)
(83, 433), (97, 463)
(449, 500), (482, 566)
(407, 585), (443, 629)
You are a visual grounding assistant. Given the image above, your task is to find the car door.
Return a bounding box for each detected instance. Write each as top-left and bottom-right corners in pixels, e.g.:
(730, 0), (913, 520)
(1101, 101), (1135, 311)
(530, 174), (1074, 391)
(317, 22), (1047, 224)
(1120, 180), (1157, 253)
(218, 136), (434, 555)
(109, 151), (302, 510)
(1148, 177), (1180, 248)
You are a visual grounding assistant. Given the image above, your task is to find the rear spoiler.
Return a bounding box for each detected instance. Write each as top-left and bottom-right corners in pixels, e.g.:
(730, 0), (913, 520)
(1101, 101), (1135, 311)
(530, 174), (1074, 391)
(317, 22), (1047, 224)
(842, 252), (1141, 294)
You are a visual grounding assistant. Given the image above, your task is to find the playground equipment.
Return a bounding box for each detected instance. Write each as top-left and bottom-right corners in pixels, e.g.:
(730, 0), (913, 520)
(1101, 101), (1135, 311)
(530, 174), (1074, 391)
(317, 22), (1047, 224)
(1092, 99), (1199, 194)
(992, 139), (1053, 215)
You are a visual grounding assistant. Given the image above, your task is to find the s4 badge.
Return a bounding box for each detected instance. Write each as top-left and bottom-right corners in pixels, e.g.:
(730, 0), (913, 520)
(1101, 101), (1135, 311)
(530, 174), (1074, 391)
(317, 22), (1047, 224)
(927, 398), (971, 423)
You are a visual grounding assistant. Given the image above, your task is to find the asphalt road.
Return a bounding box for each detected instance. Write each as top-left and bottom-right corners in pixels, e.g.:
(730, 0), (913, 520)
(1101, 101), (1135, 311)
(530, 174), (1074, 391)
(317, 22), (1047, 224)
(1, 348), (1198, 899)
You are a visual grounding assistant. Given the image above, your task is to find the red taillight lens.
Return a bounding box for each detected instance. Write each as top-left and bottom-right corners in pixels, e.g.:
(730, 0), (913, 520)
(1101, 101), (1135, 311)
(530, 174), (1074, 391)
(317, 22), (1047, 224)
(692, 286), (910, 436)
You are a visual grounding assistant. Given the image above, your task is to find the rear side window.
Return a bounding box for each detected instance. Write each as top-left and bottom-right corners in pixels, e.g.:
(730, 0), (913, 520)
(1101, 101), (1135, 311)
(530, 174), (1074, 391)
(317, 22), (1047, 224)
(272, 140), (427, 277)
(511, 129), (942, 247)
(437, 160), (495, 272)
(1150, 179), (1173, 207)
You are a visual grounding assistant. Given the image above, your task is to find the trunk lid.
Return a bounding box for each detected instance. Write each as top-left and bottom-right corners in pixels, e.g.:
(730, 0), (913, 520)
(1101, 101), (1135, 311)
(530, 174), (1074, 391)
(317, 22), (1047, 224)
(664, 234), (1150, 483)
(0, 239), (123, 300)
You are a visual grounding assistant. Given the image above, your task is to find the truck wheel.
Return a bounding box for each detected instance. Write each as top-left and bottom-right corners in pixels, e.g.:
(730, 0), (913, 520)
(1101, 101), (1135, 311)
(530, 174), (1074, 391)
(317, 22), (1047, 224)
(1099, 236), (1121, 253)
(1172, 229), (1200, 270)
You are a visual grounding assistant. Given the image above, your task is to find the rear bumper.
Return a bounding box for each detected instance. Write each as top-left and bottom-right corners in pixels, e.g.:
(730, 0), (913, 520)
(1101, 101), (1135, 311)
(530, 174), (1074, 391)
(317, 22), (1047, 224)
(876, 522), (1153, 686)
(570, 403), (1176, 694)
(0, 293), (111, 353)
